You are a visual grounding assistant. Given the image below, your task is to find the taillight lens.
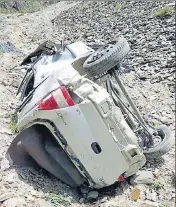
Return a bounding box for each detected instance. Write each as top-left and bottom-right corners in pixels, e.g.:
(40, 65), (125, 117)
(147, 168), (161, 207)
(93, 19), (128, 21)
(118, 175), (124, 182)
(37, 86), (74, 110)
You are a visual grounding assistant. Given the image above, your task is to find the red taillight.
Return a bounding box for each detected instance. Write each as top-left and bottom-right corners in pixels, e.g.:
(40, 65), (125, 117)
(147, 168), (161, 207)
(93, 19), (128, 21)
(37, 86), (74, 110)
(118, 175), (124, 182)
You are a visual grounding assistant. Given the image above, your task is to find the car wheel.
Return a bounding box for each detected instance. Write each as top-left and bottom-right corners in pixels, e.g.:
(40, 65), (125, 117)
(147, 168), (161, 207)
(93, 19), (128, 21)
(83, 36), (130, 77)
(143, 125), (175, 159)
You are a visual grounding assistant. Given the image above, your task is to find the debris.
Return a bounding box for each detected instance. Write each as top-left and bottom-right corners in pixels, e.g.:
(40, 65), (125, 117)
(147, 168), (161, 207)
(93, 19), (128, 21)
(130, 170), (154, 185)
(130, 187), (141, 201)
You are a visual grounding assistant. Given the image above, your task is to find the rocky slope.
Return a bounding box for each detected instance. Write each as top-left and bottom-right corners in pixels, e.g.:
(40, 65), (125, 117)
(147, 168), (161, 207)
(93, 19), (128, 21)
(0, 1), (175, 207)
(0, 0), (60, 13)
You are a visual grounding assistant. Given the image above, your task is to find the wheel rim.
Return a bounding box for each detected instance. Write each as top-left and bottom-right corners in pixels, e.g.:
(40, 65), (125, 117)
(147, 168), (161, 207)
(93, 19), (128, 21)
(87, 44), (114, 64)
(152, 135), (162, 147)
(148, 129), (165, 148)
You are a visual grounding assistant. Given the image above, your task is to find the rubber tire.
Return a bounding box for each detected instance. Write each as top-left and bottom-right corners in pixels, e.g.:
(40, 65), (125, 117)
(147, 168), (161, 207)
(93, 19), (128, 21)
(13, 126), (84, 187)
(83, 37), (130, 77)
(143, 125), (175, 159)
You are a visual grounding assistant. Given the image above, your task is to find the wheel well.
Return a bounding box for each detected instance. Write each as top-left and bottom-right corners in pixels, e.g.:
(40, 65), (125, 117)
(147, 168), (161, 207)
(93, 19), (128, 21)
(25, 123), (92, 186)
(32, 124), (59, 146)
(27, 124), (87, 187)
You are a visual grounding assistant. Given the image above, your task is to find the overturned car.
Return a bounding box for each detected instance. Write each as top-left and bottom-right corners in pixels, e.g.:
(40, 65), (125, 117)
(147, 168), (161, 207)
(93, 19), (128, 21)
(8, 37), (174, 189)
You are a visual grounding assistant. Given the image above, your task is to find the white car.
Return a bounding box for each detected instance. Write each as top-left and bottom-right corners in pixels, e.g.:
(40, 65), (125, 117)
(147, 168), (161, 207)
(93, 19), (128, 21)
(7, 37), (174, 189)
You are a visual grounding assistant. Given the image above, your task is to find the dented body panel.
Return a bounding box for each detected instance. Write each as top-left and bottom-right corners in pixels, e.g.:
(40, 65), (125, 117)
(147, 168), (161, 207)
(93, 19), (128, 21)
(17, 41), (146, 188)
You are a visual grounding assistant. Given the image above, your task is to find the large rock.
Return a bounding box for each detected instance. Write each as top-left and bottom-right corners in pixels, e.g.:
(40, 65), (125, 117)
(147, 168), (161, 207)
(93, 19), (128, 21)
(130, 170), (154, 185)
(87, 191), (99, 201)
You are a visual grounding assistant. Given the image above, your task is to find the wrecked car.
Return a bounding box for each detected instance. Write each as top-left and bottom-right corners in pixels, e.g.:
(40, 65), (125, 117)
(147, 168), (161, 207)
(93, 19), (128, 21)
(8, 37), (174, 189)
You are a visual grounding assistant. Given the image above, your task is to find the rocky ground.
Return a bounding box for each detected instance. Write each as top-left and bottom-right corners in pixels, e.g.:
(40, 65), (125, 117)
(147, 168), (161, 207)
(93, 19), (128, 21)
(0, 1), (175, 207)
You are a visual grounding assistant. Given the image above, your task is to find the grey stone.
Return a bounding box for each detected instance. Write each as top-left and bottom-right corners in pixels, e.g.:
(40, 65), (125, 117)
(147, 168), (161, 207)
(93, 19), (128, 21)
(87, 191), (99, 201)
(137, 71), (148, 80)
(79, 197), (84, 204)
(4, 172), (17, 184)
(130, 170), (154, 185)
(145, 189), (157, 202)
(170, 52), (175, 58)
(101, 197), (108, 203)
(80, 186), (90, 194)
(160, 117), (173, 125)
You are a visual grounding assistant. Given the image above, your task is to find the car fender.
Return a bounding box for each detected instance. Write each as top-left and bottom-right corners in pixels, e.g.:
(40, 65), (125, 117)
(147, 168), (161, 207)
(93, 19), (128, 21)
(19, 118), (67, 147)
